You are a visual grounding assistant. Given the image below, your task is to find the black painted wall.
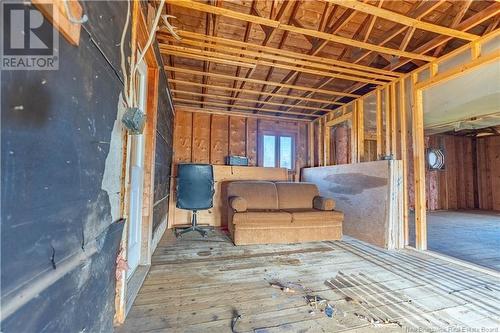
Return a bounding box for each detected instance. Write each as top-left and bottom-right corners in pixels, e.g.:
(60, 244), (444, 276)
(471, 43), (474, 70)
(1, 2), (173, 332)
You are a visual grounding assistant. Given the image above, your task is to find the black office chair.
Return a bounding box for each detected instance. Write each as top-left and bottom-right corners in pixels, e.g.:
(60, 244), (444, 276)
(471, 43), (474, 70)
(175, 163), (214, 237)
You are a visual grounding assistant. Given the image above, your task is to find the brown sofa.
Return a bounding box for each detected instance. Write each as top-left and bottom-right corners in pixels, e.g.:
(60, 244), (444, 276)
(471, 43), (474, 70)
(227, 181), (343, 245)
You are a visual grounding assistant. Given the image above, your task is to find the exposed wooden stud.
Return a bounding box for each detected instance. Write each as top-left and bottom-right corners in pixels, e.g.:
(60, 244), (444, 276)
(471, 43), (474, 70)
(376, 89), (383, 159)
(356, 99), (364, 163)
(324, 123), (331, 166)
(390, 83), (397, 158)
(399, 79), (409, 246)
(327, 0), (478, 41)
(308, 122), (315, 167)
(412, 74), (427, 251)
(384, 88), (391, 156)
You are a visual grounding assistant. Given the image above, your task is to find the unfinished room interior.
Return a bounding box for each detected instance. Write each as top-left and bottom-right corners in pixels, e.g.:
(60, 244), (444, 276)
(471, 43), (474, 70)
(1, 0), (500, 332)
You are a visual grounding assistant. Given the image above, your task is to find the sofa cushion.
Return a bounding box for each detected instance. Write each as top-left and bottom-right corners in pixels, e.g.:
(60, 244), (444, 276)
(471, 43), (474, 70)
(275, 182), (319, 210)
(227, 181), (279, 210)
(285, 209), (344, 225)
(313, 196), (336, 211)
(232, 210), (292, 225)
(229, 196), (247, 212)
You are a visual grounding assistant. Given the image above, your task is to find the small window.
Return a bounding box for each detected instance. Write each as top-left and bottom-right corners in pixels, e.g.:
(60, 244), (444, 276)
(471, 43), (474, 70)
(263, 135), (276, 167)
(260, 134), (294, 170)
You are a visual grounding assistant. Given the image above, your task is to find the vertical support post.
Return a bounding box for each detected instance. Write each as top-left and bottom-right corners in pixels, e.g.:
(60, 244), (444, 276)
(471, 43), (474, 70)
(324, 123), (331, 166)
(318, 118), (324, 166)
(308, 121), (314, 167)
(351, 109), (357, 164)
(399, 79), (409, 246)
(357, 99), (364, 163)
(412, 74), (427, 250)
(384, 88), (391, 157)
(471, 41), (481, 60)
(376, 89), (382, 159)
(390, 83), (397, 159)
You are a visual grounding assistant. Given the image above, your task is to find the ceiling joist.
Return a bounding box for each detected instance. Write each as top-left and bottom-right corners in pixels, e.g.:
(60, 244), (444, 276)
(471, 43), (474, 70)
(165, 66), (361, 98)
(169, 79), (345, 106)
(171, 90), (331, 112)
(326, 0), (479, 41)
(173, 97), (320, 117)
(165, 0), (437, 61)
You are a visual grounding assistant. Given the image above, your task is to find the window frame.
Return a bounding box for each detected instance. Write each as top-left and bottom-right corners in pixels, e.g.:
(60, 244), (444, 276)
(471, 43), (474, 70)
(258, 130), (296, 171)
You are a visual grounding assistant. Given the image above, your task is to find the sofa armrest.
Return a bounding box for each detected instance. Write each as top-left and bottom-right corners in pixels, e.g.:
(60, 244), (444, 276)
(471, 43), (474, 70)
(313, 196), (335, 211)
(229, 196), (247, 212)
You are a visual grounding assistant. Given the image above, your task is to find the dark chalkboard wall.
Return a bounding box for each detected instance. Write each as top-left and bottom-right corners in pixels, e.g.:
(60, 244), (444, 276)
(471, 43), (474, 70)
(1, 2), (173, 332)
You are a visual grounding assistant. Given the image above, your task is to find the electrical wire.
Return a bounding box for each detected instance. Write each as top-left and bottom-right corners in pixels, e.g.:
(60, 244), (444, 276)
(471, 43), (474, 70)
(120, 0), (131, 107)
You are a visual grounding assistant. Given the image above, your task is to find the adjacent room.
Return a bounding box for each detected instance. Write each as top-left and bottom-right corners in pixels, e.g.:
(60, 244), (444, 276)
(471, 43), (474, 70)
(1, 1), (499, 332)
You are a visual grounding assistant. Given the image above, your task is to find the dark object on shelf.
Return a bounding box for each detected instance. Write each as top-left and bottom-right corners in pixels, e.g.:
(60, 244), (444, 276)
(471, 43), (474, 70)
(226, 156), (249, 166)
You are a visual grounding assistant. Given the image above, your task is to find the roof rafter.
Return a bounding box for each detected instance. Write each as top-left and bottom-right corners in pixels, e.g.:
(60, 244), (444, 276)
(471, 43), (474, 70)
(326, 0), (479, 41)
(165, 0), (436, 61)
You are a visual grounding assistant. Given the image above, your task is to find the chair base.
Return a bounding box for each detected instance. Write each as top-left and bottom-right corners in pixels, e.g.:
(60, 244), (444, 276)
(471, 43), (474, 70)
(174, 210), (210, 238)
(175, 226), (209, 238)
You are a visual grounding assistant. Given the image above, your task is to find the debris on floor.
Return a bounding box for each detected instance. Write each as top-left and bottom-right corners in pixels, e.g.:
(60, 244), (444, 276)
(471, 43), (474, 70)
(304, 295), (335, 318)
(354, 313), (402, 328)
(267, 280), (308, 293)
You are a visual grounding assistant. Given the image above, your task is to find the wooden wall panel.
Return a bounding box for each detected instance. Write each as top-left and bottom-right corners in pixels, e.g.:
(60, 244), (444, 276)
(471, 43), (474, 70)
(422, 134), (500, 212)
(229, 117), (246, 157)
(478, 136), (500, 211)
(246, 118), (258, 166)
(192, 113), (211, 163)
(210, 115), (229, 165)
(173, 110), (308, 177)
(173, 111), (192, 163)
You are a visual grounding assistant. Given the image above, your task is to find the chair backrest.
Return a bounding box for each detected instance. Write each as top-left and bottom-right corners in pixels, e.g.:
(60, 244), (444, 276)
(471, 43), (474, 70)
(176, 164), (214, 210)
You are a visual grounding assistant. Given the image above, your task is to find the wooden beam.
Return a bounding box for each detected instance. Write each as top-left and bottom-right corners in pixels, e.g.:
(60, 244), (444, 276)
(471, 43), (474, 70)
(161, 48), (256, 68)
(384, 88), (391, 157)
(390, 83), (397, 158)
(309, 122), (315, 166)
(412, 74), (427, 250)
(159, 35), (399, 81)
(169, 79), (345, 106)
(171, 90), (327, 113)
(416, 50), (500, 90)
(164, 66), (361, 98)
(173, 98), (319, 118)
(326, 0), (478, 41)
(160, 44), (388, 84)
(167, 30), (404, 77)
(433, 0), (473, 56)
(166, 0), (436, 61)
(376, 89), (382, 159)
(356, 99), (364, 162)
(176, 106), (311, 122)
(399, 79), (409, 246)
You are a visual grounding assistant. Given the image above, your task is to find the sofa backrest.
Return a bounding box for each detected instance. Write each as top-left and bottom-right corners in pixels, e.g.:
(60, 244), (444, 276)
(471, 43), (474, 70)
(227, 181), (279, 210)
(275, 182), (319, 209)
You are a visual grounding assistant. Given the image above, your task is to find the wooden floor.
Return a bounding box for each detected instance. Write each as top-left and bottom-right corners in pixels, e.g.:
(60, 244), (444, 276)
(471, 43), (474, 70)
(117, 230), (500, 333)
(409, 210), (500, 271)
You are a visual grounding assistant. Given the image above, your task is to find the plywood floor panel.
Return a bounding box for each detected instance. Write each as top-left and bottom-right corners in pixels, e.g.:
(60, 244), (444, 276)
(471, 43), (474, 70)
(117, 230), (500, 333)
